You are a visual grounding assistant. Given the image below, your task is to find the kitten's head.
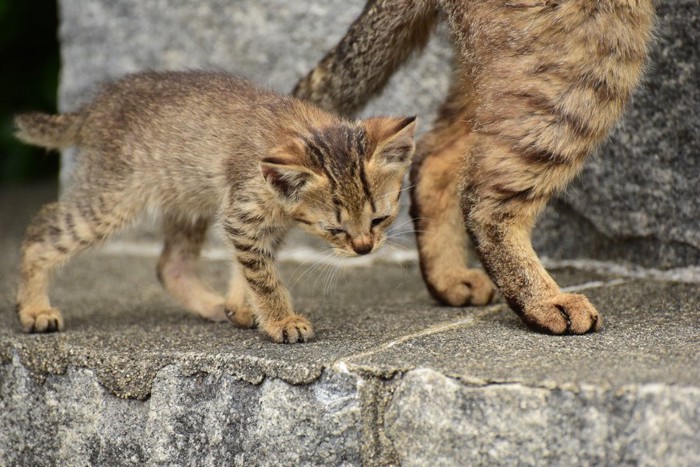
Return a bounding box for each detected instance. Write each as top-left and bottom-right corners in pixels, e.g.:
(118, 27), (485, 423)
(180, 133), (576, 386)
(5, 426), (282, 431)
(261, 116), (416, 256)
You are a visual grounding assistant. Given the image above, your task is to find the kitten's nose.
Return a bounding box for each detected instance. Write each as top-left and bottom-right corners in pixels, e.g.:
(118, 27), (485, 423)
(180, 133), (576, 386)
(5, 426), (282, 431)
(351, 237), (374, 255)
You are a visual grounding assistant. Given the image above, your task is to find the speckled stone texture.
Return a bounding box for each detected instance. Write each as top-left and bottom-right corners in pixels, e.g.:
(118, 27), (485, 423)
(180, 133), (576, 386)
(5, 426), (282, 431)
(56, 0), (699, 267)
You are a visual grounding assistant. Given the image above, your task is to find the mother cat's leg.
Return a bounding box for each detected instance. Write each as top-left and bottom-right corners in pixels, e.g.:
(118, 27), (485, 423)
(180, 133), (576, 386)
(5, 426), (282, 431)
(410, 74), (495, 306)
(451, 1), (653, 334)
(460, 140), (599, 334)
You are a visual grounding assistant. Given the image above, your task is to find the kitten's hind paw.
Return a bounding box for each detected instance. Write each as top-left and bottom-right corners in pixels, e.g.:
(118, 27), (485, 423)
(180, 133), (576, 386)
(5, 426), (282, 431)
(427, 268), (495, 307)
(224, 304), (257, 329)
(524, 293), (602, 335)
(18, 306), (64, 333)
(263, 314), (314, 344)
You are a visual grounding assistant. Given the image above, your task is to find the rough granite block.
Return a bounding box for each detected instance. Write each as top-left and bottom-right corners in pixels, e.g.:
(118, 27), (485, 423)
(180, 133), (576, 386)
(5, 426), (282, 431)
(385, 369), (700, 467)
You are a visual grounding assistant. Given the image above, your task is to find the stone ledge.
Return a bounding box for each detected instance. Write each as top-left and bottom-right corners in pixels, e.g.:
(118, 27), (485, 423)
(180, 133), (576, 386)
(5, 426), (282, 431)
(2, 250), (699, 464)
(2, 359), (698, 465)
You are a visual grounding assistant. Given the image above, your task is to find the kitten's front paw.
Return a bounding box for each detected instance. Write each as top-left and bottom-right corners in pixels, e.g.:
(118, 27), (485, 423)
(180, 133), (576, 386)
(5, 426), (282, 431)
(18, 306), (64, 333)
(525, 293), (602, 335)
(426, 268), (495, 307)
(224, 304), (257, 329)
(262, 314), (314, 344)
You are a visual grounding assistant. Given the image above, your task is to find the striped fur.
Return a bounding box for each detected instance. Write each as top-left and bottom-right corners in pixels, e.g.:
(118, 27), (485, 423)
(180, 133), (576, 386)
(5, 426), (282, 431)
(294, 0), (655, 334)
(14, 71), (416, 343)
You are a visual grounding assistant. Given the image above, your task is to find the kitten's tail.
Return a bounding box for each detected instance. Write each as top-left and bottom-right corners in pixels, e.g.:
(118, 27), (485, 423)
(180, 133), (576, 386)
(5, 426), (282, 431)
(292, 0), (437, 117)
(14, 112), (83, 150)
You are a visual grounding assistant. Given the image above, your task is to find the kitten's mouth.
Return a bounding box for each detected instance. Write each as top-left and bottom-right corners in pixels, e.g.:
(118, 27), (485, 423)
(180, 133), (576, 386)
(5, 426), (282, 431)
(332, 247), (370, 258)
(332, 248), (356, 258)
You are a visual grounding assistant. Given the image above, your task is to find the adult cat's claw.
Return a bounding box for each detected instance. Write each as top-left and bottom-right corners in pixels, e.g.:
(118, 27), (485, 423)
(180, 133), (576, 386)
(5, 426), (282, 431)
(525, 293), (602, 335)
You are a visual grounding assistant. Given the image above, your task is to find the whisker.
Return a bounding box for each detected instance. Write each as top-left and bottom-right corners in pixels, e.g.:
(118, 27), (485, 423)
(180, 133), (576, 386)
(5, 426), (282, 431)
(404, 215), (436, 222)
(386, 181), (418, 196)
(387, 218), (417, 231)
(388, 229), (426, 236)
(288, 249), (335, 289)
(287, 248), (332, 284)
(322, 262), (341, 298)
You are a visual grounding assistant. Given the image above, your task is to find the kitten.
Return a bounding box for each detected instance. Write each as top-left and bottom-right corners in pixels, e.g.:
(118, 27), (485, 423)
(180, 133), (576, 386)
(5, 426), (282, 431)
(294, 0), (654, 334)
(14, 71), (416, 343)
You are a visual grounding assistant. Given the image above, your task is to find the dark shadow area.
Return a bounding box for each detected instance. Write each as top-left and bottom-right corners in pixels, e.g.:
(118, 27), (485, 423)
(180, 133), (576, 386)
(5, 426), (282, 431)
(0, 0), (60, 184)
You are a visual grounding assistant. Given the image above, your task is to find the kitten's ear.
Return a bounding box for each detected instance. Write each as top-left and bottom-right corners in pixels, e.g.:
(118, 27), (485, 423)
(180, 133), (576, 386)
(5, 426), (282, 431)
(363, 116), (417, 167)
(261, 139), (316, 200)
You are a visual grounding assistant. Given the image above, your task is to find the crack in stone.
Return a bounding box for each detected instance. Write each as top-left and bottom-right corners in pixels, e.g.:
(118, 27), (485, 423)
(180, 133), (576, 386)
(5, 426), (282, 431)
(332, 306), (504, 375)
(561, 278), (629, 292)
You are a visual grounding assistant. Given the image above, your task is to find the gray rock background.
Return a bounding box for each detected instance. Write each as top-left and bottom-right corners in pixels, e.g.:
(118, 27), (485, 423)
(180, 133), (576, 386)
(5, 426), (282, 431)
(56, 0), (698, 267)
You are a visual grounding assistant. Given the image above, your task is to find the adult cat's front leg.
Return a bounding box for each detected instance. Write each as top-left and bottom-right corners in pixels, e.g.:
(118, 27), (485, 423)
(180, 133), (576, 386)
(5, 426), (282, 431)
(222, 211), (313, 343)
(462, 162), (602, 335)
(450, 0), (652, 334)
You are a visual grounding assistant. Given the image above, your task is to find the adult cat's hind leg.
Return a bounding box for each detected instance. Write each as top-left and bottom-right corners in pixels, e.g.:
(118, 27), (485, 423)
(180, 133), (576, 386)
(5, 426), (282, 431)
(410, 78), (495, 307)
(17, 190), (138, 332)
(157, 214), (228, 322)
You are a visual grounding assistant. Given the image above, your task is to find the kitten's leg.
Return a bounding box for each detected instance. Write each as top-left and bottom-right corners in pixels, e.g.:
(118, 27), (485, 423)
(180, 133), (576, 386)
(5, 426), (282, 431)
(222, 214), (312, 344)
(410, 77), (495, 307)
(222, 260), (256, 329)
(157, 214), (228, 322)
(17, 192), (137, 333)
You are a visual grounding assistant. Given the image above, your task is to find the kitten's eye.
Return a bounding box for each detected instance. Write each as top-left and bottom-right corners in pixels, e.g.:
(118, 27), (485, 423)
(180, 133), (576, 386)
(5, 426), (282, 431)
(371, 216), (389, 228)
(326, 228), (346, 236)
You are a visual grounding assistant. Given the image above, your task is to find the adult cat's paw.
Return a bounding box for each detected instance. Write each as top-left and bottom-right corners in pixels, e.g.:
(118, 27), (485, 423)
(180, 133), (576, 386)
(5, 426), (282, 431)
(223, 304), (257, 329)
(18, 306), (64, 333)
(262, 314), (314, 344)
(525, 293), (602, 335)
(427, 268), (495, 307)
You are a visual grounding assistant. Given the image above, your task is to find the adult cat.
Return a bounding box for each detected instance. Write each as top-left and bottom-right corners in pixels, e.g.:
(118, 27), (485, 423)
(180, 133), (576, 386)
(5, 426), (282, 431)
(294, 0), (655, 334)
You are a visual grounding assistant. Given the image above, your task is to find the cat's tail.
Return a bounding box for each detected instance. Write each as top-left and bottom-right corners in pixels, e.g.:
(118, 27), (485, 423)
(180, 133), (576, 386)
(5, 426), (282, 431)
(14, 112), (83, 150)
(292, 0), (437, 117)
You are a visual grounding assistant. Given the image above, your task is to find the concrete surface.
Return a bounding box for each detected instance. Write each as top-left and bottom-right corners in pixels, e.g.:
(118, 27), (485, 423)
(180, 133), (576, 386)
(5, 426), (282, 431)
(1, 183), (699, 465)
(55, 0), (700, 267)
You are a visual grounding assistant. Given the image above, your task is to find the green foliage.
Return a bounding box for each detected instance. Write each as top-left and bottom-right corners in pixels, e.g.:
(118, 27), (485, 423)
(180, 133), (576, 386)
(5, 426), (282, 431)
(0, 0), (59, 184)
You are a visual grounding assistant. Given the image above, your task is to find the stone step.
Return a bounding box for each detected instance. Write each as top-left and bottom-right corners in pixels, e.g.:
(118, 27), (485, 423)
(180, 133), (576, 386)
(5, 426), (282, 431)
(1, 257), (698, 465)
(1, 183), (699, 465)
